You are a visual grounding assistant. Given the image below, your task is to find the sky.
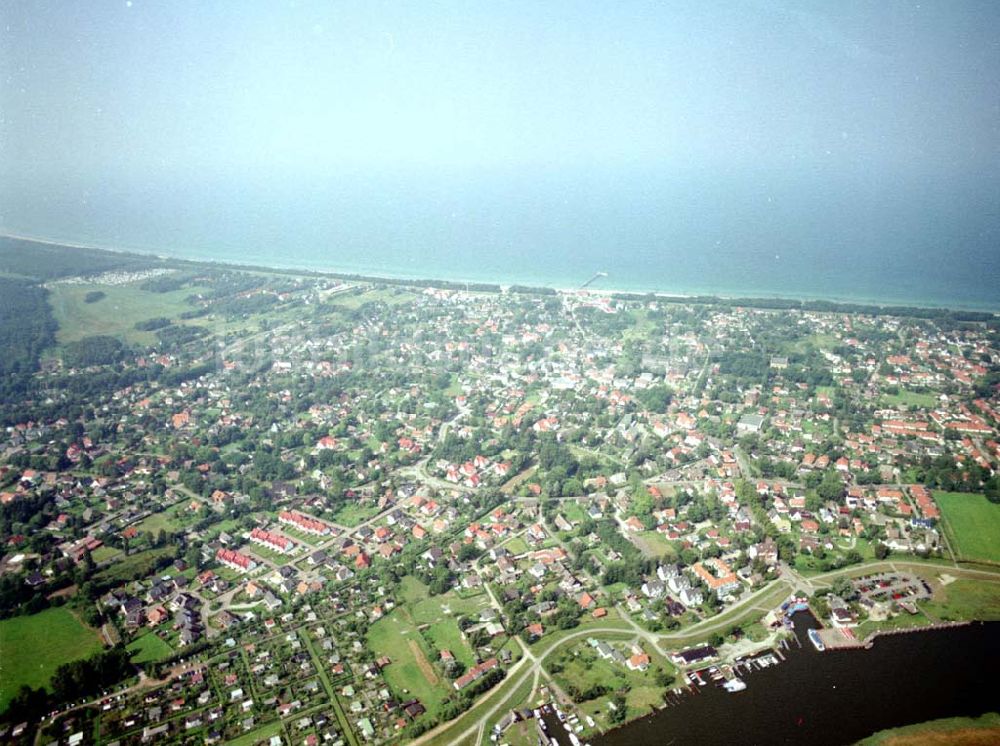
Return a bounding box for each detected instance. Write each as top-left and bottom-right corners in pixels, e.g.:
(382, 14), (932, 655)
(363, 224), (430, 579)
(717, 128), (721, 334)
(3, 0), (999, 183)
(1, 1), (999, 309)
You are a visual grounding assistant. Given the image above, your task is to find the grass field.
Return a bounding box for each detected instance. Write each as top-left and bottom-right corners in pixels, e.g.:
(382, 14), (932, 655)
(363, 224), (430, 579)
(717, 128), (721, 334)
(920, 579), (1000, 622)
(331, 287), (417, 310)
(91, 545), (122, 563)
(881, 390), (939, 409)
(857, 712), (1000, 746)
(633, 530), (678, 560)
(399, 576), (431, 605)
(855, 610), (935, 639)
(93, 547), (175, 586)
(127, 631), (174, 664)
(410, 589), (490, 625)
(0, 607), (104, 711)
(134, 504), (186, 535)
(46, 281), (208, 346)
(502, 536), (529, 555)
(368, 581), (492, 717)
(796, 333), (840, 352)
(424, 619), (476, 666)
(367, 610), (448, 716)
(935, 492), (1000, 564)
(330, 501), (382, 528)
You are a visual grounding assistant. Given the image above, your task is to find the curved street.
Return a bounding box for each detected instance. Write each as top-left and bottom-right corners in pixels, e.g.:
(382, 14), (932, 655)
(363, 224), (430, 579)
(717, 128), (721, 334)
(415, 559), (1000, 746)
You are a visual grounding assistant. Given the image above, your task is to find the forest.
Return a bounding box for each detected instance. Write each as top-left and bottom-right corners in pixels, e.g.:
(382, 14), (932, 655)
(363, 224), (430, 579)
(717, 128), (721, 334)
(0, 237), (162, 280)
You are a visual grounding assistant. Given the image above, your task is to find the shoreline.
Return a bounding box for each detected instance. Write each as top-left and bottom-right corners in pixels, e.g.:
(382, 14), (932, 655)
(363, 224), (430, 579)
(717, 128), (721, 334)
(2, 231), (998, 315)
(592, 619), (997, 745)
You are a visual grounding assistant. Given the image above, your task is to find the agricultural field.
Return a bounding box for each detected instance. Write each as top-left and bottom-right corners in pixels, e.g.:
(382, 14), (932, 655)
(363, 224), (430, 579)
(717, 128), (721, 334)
(0, 606), (104, 711)
(935, 492), (1000, 564)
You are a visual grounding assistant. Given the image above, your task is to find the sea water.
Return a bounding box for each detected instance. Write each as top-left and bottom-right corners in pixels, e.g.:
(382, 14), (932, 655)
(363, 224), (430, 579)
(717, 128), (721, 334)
(3, 166), (998, 309)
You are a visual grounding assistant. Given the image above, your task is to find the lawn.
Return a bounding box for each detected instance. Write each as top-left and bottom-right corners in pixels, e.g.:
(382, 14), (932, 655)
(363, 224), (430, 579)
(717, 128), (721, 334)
(46, 280), (209, 346)
(367, 610), (449, 717)
(127, 631), (174, 664)
(934, 492), (1000, 564)
(0, 607), (104, 711)
(558, 501), (588, 525)
(503, 719), (538, 746)
(443, 374), (464, 397)
(245, 543), (296, 567)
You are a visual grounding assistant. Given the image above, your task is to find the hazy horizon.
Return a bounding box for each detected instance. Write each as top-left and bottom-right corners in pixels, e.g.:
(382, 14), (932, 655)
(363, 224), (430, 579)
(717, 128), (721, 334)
(2, 1), (999, 305)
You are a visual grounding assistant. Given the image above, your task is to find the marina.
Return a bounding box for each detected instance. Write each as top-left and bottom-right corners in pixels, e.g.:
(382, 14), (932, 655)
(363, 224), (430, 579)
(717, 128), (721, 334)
(594, 618), (999, 746)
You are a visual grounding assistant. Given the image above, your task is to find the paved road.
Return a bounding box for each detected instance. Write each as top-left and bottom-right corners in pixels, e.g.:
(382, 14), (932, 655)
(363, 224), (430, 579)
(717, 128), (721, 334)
(418, 558), (1000, 746)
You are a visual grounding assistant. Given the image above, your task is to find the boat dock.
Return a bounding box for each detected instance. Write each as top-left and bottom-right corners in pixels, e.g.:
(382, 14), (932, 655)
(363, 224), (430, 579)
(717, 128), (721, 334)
(814, 620), (972, 651)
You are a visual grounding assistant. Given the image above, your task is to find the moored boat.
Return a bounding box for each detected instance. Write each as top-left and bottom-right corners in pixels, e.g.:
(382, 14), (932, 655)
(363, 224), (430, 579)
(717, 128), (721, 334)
(808, 628), (825, 652)
(723, 678), (747, 693)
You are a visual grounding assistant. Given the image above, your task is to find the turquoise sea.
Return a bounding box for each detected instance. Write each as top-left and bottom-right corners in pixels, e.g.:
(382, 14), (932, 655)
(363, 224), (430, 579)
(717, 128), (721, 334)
(3, 166), (998, 309)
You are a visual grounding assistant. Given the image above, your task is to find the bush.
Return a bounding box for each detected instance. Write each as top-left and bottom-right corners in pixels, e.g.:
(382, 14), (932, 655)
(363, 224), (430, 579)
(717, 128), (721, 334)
(63, 335), (126, 367)
(134, 317), (172, 331)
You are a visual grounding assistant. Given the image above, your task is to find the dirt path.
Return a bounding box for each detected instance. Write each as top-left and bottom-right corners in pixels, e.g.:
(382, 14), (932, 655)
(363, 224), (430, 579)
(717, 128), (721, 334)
(409, 639), (440, 686)
(500, 465), (536, 495)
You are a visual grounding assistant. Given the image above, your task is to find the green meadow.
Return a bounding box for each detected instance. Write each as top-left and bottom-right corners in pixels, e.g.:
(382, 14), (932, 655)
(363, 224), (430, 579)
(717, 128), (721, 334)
(935, 491), (1000, 564)
(0, 606), (104, 711)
